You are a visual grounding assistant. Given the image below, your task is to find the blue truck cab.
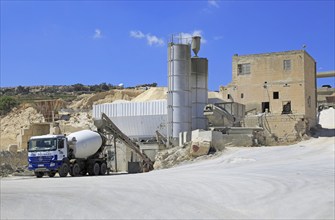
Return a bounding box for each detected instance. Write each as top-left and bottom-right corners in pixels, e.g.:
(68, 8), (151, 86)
(28, 134), (69, 178)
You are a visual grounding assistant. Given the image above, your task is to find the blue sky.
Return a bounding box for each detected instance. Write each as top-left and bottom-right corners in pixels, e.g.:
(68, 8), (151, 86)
(1, 0), (334, 90)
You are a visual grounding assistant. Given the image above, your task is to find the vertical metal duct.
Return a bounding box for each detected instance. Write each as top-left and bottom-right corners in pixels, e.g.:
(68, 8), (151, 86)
(167, 42), (192, 145)
(191, 57), (208, 130)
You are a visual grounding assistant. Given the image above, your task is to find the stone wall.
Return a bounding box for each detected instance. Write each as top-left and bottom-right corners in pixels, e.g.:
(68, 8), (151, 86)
(244, 114), (309, 142)
(17, 123), (51, 149)
(191, 129), (257, 150)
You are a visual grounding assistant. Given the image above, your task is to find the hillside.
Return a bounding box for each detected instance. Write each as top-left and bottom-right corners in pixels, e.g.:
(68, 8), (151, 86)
(0, 88), (146, 151)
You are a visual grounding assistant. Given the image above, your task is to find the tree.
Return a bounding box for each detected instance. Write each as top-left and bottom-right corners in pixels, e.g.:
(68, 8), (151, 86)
(0, 96), (19, 115)
(72, 83), (86, 92)
(100, 83), (109, 91)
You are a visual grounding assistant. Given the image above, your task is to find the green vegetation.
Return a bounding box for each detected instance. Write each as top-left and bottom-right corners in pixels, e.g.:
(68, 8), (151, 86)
(0, 82), (158, 115)
(0, 96), (19, 115)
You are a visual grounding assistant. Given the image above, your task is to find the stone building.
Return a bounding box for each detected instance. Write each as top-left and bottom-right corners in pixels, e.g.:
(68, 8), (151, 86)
(221, 50), (317, 142)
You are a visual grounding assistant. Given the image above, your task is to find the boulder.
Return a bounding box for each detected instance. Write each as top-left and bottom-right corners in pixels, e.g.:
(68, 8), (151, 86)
(8, 144), (18, 153)
(190, 141), (211, 157)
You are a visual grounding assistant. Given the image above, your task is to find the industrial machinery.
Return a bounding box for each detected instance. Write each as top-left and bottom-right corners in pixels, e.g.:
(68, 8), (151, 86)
(94, 113), (154, 172)
(203, 103), (245, 127)
(27, 113), (153, 178)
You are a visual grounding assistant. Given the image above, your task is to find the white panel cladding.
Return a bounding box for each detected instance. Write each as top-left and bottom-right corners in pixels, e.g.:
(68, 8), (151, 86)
(110, 115), (167, 138)
(93, 100), (167, 119)
(93, 100), (167, 138)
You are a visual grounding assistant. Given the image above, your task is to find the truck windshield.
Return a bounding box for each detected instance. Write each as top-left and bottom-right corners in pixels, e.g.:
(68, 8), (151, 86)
(28, 138), (57, 152)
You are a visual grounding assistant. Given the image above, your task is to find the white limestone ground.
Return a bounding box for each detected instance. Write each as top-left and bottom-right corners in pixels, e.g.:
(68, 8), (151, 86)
(1, 110), (334, 219)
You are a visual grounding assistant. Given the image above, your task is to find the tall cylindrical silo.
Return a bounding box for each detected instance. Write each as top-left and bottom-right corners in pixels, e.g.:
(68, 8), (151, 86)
(167, 43), (192, 144)
(191, 57), (208, 130)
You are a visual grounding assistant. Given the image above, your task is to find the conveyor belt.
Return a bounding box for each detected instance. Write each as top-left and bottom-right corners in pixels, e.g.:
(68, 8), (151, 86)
(96, 113), (154, 172)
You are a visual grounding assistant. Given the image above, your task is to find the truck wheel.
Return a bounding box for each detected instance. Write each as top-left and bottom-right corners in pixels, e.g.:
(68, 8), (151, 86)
(59, 163), (69, 177)
(100, 163), (107, 175)
(93, 163), (100, 175)
(71, 163), (80, 177)
(35, 172), (44, 178)
(48, 172), (56, 177)
(89, 163), (100, 176)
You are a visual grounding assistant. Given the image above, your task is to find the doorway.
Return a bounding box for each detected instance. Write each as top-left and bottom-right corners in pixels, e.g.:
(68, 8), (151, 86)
(262, 102), (270, 113)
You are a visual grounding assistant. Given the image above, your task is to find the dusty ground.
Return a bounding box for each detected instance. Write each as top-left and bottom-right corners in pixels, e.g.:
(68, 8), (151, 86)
(1, 136), (334, 219)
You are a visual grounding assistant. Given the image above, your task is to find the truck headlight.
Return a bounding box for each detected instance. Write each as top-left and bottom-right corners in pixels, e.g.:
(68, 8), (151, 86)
(28, 164), (33, 168)
(50, 162), (55, 167)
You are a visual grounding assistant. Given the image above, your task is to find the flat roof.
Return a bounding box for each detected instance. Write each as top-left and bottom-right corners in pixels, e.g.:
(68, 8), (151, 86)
(233, 50), (315, 62)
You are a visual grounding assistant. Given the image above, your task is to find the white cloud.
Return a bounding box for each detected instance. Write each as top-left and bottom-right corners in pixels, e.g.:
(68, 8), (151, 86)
(93, 29), (103, 39)
(130, 30), (145, 39)
(130, 30), (164, 46)
(178, 30), (207, 44)
(208, 0), (219, 8)
(146, 34), (164, 46)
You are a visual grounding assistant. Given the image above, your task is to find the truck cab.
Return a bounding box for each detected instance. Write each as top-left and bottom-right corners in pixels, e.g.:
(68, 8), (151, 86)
(28, 134), (69, 178)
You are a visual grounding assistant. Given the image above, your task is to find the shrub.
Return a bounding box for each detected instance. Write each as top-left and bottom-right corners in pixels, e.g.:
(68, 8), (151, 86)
(0, 96), (19, 115)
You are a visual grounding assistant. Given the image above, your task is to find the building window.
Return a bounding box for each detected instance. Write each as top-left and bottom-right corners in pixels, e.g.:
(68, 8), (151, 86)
(273, 92), (279, 99)
(237, 63), (251, 75)
(283, 60), (291, 71)
(241, 93), (244, 99)
(227, 94), (231, 99)
(282, 101), (292, 114)
(308, 96), (311, 107)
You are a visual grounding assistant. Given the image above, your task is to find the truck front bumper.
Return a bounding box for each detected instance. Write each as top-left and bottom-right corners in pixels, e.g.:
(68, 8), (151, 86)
(28, 161), (61, 171)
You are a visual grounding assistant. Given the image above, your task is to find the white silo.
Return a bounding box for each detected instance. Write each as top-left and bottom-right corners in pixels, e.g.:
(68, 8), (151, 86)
(191, 36), (208, 130)
(167, 39), (192, 145)
(191, 57), (208, 130)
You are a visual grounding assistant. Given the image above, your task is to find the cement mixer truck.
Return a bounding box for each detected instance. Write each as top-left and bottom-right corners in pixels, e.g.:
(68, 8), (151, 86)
(27, 130), (110, 178)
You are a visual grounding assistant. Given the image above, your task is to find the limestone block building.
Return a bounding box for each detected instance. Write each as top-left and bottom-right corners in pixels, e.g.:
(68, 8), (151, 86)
(221, 50), (317, 141)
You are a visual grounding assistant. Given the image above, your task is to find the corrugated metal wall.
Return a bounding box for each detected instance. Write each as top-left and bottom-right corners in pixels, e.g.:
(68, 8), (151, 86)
(93, 100), (167, 118)
(93, 100), (167, 138)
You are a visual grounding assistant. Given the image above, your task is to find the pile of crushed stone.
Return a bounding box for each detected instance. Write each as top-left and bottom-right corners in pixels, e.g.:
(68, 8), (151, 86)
(131, 87), (167, 102)
(58, 111), (95, 135)
(69, 89), (144, 109)
(318, 107), (335, 129)
(153, 143), (224, 170)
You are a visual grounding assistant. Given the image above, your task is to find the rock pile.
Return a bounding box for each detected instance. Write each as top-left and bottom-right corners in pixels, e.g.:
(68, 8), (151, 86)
(0, 150), (33, 177)
(69, 89), (144, 109)
(153, 142), (221, 170)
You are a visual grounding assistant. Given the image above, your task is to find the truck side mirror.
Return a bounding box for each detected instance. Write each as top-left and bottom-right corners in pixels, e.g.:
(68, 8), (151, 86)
(27, 142), (29, 151)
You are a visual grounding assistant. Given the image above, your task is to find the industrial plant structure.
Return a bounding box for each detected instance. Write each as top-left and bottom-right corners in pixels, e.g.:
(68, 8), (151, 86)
(92, 37), (326, 170)
(92, 35), (213, 171)
(167, 35), (209, 145)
